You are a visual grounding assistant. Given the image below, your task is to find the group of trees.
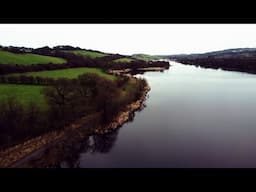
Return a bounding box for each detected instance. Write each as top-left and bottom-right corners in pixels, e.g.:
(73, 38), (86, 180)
(0, 73), (148, 149)
(1, 46), (33, 54)
(0, 62), (67, 75)
(43, 74), (121, 126)
(0, 97), (46, 148)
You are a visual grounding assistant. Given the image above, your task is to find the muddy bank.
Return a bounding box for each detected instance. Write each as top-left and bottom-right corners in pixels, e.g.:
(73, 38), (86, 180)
(0, 80), (150, 168)
(107, 67), (168, 75)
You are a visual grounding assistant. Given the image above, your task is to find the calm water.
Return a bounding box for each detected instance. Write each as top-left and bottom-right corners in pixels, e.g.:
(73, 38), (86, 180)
(67, 61), (256, 168)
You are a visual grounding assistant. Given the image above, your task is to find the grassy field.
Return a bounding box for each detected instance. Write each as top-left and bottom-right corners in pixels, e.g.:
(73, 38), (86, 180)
(0, 50), (67, 65)
(113, 58), (135, 63)
(0, 68), (116, 110)
(0, 84), (48, 110)
(9, 67), (117, 81)
(131, 54), (160, 61)
(68, 50), (107, 59)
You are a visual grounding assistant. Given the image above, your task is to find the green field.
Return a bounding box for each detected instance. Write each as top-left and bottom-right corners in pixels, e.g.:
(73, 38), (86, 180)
(131, 54), (160, 61)
(0, 68), (116, 110)
(0, 50), (67, 65)
(9, 67), (117, 81)
(113, 58), (135, 63)
(0, 84), (48, 110)
(68, 50), (107, 59)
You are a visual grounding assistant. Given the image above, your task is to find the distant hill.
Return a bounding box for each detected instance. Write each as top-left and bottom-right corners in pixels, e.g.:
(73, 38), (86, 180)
(167, 48), (256, 60)
(166, 48), (256, 74)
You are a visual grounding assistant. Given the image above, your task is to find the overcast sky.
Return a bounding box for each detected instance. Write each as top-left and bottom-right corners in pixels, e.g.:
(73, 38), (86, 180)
(1, 24), (256, 55)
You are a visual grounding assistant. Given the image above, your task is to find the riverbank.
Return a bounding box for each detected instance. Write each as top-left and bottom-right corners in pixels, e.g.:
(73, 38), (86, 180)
(0, 78), (150, 168)
(107, 67), (167, 75)
(0, 112), (100, 168)
(94, 84), (150, 135)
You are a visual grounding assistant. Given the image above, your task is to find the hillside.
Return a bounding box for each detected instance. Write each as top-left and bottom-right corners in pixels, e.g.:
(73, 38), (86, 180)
(0, 50), (66, 65)
(66, 50), (108, 59)
(168, 48), (256, 60)
(113, 57), (135, 63)
(0, 45), (170, 154)
(167, 48), (256, 74)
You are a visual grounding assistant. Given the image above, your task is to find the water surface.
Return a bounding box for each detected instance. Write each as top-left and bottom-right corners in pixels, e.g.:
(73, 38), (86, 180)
(69, 62), (256, 168)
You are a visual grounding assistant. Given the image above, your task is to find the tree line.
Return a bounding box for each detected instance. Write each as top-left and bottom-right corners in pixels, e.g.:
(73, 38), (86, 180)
(0, 75), (56, 85)
(0, 73), (148, 149)
(175, 57), (256, 74)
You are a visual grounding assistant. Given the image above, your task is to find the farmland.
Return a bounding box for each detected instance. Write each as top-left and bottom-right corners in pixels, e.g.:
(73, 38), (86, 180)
(131, 54), (160, 61)
(0, 50), (67, 65)
(8, 67), (117, 81)
(0, 84), (47, 110)
(113, 57), (135, 63)
(0, 45), (165, 164)
(0, 68), (117, 112)
(68, 50), (107, 58)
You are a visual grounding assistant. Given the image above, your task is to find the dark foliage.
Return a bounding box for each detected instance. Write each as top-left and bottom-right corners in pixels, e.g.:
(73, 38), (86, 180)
(174, 57), (256, 74)
(0, 97), (48, 148)
(0, 73), (148, 149)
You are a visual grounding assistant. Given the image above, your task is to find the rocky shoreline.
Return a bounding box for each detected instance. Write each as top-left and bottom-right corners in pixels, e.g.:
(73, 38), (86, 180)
(0, 79), (150, 168)
(94, 84), (150, 135)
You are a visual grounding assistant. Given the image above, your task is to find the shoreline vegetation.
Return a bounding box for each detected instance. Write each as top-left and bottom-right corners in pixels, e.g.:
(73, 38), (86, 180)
(0, 77), (150, 168)
(0, 45), (169, 168)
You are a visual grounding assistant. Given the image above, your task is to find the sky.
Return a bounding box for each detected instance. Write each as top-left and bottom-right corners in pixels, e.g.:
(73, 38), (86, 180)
(1, 24), (256, 55)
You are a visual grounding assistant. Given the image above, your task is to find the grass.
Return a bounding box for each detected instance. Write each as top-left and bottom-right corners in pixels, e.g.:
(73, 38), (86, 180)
(113, 58), (135, 63)
(0, 50), (67, 65)
(0, 84), (48, 110)
(0, 68), (116, 110)
(68, 50), (107, 59)
(8, 67), (117, 81)
(131, 54), (160, 61)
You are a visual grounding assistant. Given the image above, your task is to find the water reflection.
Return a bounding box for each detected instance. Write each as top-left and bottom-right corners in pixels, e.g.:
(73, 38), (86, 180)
(90, 130), (119, 154)
(129, 69), (165, 75)
(73, 61), (256, 168)
(61, 138), (91, 168)
(60, 129), (120, 167)
(60, 100), (148, 167)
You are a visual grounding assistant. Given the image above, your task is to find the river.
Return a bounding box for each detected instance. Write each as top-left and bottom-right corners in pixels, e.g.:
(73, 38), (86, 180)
(62, 61), (256, 168)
